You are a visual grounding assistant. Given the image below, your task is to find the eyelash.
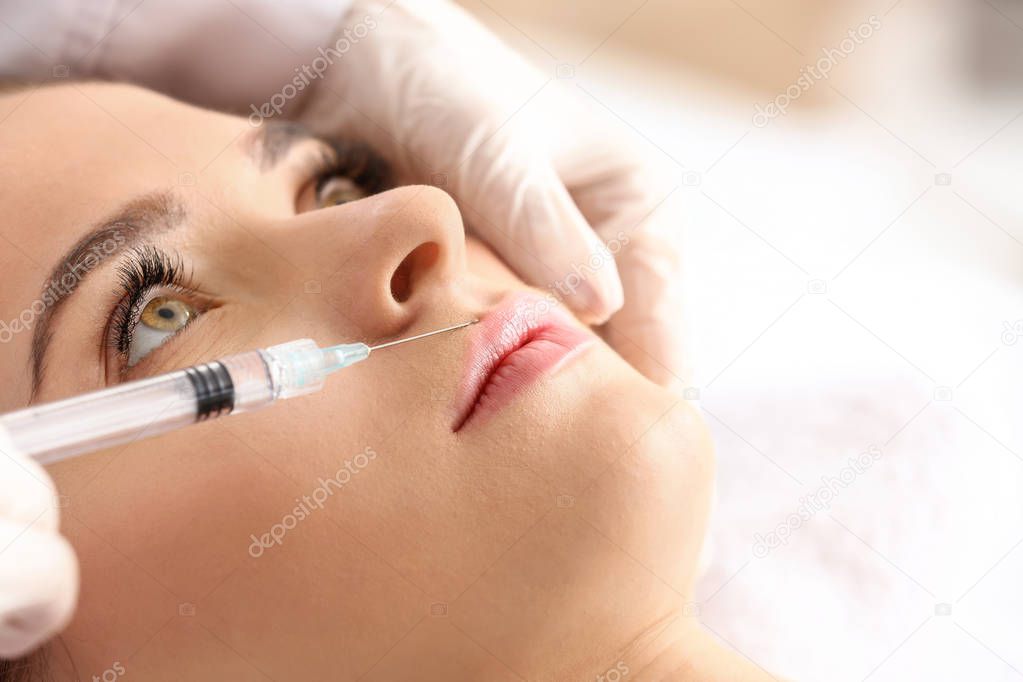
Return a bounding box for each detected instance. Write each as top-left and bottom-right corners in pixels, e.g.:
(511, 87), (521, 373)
(108, 246), (195, 359)
(310, 139), (392, 201)
(105, 141), (392, 372)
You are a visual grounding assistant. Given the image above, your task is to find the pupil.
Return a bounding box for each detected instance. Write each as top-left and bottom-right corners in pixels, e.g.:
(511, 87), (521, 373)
(157, 307), (175, 320)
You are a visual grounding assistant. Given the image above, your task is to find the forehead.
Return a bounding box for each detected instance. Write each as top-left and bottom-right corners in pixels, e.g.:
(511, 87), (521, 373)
(0, 83), (245, 258)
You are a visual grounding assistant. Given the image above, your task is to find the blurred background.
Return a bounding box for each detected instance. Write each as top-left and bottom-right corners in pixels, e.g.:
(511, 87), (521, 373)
(457, 1), (1023, 679)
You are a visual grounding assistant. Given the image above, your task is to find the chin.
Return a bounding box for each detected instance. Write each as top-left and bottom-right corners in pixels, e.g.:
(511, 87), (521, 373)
(469, 338), (714, 583)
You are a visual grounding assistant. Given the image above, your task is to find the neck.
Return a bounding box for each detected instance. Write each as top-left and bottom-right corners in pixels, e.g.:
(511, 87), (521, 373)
(617, 617), (781, 682)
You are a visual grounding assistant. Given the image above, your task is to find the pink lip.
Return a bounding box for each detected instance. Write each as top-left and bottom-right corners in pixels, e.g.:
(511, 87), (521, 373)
(453, 293), (594, 431)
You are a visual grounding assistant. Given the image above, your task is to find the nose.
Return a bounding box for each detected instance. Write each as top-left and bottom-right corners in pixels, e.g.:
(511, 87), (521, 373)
(301, 185), (467, 339)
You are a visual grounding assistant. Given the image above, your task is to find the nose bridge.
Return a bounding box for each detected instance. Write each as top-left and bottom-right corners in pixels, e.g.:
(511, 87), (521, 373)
(295, 185), (468, 340)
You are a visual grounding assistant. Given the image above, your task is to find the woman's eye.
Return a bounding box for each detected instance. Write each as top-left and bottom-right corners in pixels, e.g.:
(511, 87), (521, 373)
(128, 295), (197, 367)
(316, 174), (366, 207)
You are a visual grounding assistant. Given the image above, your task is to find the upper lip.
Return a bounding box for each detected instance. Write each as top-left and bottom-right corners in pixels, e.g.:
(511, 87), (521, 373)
(452, 293), (590, 431)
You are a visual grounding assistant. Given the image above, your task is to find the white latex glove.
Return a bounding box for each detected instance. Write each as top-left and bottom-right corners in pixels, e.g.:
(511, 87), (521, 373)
(0, 0), (686, 386)
(297, 0), (686, 386)
(0, 427), (78, 658)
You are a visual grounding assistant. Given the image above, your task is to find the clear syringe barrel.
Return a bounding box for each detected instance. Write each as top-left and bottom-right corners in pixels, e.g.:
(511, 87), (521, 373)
(0, 339), (370, 465)
(1, 350), (273, 465)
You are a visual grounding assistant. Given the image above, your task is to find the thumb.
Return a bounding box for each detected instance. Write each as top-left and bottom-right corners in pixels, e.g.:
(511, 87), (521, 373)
(451, 145), (624, 324)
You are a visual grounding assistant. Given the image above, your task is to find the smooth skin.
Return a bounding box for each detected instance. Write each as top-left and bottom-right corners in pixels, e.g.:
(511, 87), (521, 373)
(0, 83), (774, 681)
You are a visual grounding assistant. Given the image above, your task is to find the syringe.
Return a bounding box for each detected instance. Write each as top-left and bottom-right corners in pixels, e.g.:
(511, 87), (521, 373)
(0, 320), (477, 465)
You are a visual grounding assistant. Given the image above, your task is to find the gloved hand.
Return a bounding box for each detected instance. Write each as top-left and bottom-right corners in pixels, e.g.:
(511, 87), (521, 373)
(297, 0), (686, 387)
(0, 427), (78, 657)
(0, 0), (685, 385)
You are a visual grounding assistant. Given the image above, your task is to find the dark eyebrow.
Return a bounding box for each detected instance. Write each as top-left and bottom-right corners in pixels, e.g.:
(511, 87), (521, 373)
(29, 192), (186, 399)
(245, 121), (316, 171)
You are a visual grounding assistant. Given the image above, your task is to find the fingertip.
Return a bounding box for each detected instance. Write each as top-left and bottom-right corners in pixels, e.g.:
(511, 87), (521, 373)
(533, 187), (625, 323)
(0, 529), (79, 658)
(562, 264), (623, 324)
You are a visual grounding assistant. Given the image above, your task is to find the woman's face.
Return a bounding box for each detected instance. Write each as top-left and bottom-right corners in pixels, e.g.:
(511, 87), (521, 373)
(0, 84), (713, 680)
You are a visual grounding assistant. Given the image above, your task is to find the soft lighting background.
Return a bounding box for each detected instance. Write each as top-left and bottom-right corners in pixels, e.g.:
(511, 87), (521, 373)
(458, 1), (1023, 679)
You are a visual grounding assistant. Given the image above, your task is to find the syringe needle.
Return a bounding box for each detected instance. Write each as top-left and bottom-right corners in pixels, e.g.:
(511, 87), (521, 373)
(369, 319), (479, 351)
(10, 320), (480, 465)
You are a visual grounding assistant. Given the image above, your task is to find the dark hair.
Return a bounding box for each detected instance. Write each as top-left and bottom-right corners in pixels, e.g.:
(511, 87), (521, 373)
(0, 635), (72, 682)
(0, 650), (50, 682)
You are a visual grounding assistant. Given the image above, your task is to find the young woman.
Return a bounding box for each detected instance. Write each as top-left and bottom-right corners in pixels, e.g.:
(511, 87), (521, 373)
(0, 82), (774, 681)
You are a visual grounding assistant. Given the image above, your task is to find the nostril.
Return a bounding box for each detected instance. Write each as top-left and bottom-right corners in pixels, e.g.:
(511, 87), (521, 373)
(390, 242), (440, 303)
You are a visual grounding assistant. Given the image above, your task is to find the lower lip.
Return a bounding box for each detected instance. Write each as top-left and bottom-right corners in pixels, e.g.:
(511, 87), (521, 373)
(454, 306), (593, 431)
